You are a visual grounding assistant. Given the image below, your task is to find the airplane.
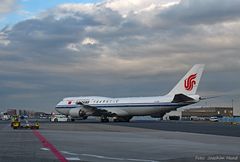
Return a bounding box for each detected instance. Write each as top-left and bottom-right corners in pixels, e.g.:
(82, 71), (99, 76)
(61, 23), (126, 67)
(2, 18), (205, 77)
(55, 64), (205, 122)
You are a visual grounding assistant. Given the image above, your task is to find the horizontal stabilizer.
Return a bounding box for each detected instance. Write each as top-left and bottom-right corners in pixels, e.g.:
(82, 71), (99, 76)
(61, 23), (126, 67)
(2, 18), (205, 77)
(200, 95), (222, 100)
(172, 94), (195, 103)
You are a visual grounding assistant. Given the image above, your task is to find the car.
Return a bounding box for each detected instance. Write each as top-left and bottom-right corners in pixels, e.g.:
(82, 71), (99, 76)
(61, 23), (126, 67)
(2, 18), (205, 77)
(50, 114), (69, 122)
(2, 114), (10, 120)
(209, 117), (218, 122)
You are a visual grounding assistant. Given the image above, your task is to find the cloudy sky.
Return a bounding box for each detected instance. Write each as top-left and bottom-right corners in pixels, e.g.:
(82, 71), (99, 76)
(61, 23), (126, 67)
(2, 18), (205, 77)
(0, 0), (240, 112)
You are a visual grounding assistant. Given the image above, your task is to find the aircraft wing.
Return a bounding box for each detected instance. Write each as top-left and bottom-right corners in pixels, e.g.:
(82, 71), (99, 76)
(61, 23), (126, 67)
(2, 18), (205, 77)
(76, 102), (114, 116)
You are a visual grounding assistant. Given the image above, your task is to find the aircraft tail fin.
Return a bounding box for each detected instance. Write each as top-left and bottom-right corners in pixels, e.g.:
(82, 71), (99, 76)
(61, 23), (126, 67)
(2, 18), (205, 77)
(167, 64), (205, 96)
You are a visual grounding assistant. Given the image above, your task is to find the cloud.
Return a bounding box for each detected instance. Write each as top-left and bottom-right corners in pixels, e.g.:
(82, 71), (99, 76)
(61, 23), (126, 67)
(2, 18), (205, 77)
(82, 37), (99, 45)
(0, 0), (17, 15)
(0, 31), (10, 46)
(104, 0), (180, 17)
(1, 0), (240, 111)
(2, 81), (44, 90)
(160, 0), (240, 25)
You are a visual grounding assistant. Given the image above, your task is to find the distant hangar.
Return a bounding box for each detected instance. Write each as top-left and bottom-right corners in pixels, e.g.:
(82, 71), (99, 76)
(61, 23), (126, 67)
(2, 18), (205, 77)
(164, 106), (233, 120)
(182, 107), (233, 118)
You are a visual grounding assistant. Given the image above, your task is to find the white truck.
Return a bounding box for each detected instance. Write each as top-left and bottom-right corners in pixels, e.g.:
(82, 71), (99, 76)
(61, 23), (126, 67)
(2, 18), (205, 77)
(50, 114), (69, 122)
(1, 113), (10, 120)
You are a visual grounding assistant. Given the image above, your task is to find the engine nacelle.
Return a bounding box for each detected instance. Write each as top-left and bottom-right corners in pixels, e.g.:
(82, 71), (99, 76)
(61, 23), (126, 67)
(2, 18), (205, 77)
(69, 107), (86, 118)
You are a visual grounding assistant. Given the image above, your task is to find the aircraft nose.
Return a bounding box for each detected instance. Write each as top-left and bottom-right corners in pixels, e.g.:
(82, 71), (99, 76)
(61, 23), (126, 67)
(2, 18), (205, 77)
(55, 101), (63, 112)
(55, 106), (61, 113)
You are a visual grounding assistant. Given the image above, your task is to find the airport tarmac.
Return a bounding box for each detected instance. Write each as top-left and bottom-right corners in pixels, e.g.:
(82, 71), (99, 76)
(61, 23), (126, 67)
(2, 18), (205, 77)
(0, 120), (240, 162)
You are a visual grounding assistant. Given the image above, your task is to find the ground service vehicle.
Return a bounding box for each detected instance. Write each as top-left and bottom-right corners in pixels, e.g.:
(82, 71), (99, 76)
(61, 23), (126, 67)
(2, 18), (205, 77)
(50, 114), (69, 122)
(11, 116), (39, 129)
(209, 117), (218, 122)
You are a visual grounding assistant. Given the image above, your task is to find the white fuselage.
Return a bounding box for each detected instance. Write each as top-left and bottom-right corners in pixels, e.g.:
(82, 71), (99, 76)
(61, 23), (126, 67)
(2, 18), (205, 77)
(55, 64), (204, 120)
(55, 95), (199, 117)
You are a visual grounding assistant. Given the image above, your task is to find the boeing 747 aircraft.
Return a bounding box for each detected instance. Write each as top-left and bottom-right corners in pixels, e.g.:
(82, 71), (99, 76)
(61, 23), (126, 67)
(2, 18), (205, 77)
(55, 64), (205, 122)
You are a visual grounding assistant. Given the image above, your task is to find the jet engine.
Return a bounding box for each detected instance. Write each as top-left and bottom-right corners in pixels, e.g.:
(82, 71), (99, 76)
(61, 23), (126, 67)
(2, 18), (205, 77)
(69, 107), (87, 118)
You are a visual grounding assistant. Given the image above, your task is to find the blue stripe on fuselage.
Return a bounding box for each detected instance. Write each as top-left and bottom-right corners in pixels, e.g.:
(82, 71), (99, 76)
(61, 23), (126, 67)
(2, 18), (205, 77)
(55, 102), (188, 109)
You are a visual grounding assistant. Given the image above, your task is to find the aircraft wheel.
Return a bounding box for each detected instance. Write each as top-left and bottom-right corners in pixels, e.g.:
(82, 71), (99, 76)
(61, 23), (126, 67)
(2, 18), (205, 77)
(100, 117), (109, 122)
(113, 116), (132, 122)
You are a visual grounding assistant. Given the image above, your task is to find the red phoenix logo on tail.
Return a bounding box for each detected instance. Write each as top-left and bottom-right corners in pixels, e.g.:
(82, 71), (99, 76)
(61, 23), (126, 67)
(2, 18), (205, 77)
(184, 73), (197, 91)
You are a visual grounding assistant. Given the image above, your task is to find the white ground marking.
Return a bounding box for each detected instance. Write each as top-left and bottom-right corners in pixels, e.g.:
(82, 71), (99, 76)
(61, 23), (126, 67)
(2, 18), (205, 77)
(40, 147), (49, 151)
(61, 151), (159, 162)
(61, 151), (78, 156)
(66, 157), (81, 161)
(81, 153), (125, 160)
(81, 154), (159, 162)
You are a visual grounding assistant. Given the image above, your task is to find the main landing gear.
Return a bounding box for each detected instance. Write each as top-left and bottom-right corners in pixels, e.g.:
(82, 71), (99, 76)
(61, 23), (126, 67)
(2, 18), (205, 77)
(113, 116), (132, 122)
(100, 116), (109, 122)
(100, 116), (133, 122)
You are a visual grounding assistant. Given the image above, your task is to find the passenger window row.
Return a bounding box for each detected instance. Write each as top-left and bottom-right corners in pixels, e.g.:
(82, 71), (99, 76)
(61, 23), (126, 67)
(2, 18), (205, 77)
(93, 100), (118, 104)
(75, 99), (119, 104)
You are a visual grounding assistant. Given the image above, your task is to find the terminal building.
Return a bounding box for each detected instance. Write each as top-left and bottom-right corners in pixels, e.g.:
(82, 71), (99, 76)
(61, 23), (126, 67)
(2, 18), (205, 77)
(164, 106), (233, 120)
(182, 107), (233, 118)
